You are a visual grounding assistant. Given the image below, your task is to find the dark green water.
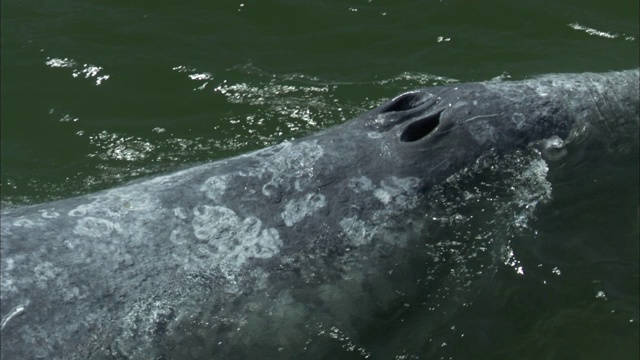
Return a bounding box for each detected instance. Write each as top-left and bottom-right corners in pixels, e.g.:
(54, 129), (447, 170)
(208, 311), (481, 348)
(1, 0), (638, 359)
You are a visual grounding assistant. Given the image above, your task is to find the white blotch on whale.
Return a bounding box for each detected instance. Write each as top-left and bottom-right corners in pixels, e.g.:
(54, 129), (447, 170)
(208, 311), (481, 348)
(33, 262), (59, 285)
(341, 176), (422, 246)
(73, 217), (122, 238)
(191, 205), (282, 274)
(257, 140), (324, 197)
(374, 177), (421, 207)
(39, 210), (60, 219)
(169, 227), (190, 246)
(281, 193), (327, 227)
(340, 216), (375, 246)
(173, 207), (188, 220)
(348, 176), (374, 193)
(11, 219), (43, 228)
(0, 258), (19, 294)
(201, 175), (230, 203)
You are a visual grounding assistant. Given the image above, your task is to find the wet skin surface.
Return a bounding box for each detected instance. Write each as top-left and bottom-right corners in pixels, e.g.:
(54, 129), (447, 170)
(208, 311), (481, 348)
(1, 70), (638, 359)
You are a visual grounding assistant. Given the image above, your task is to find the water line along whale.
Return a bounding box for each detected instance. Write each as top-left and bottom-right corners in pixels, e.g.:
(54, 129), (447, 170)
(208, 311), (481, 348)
(1, 70), (638, 359)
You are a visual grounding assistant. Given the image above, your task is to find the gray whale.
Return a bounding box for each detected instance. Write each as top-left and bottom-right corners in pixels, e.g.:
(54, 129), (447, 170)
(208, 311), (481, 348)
(1, 70), (638, 359)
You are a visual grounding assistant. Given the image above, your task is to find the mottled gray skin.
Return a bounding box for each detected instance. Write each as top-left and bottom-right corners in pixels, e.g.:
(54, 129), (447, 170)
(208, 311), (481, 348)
(1, 70), (638, 359)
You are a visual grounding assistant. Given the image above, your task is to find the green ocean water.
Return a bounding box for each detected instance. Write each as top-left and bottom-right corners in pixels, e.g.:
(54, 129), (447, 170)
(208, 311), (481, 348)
(1, 0), (638, 359)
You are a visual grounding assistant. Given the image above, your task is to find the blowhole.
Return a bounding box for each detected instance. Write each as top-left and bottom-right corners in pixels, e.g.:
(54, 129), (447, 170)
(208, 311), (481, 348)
(400, 112), (442, 142)
(381, 92), (427, 113)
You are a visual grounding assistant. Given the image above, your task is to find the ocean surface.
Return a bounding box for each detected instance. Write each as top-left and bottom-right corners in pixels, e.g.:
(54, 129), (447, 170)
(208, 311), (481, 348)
(1, 0), (638, 359)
